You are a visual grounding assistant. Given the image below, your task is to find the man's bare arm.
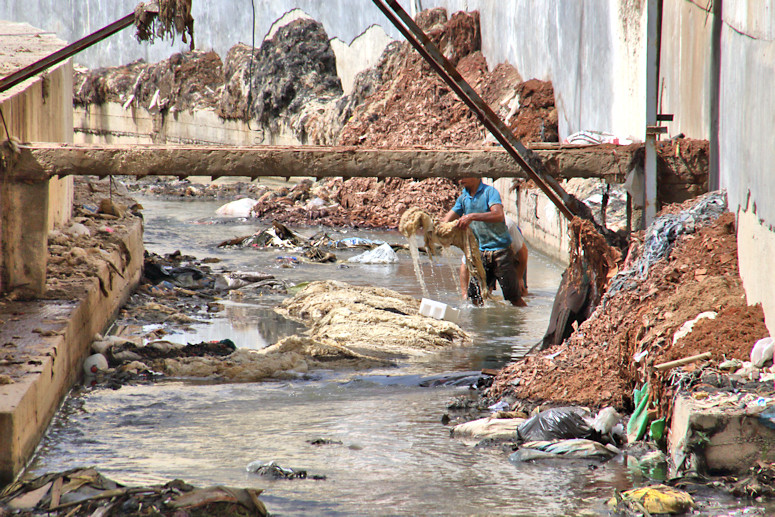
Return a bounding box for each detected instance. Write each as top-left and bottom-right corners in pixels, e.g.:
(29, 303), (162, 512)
(457, 203), (505, 229)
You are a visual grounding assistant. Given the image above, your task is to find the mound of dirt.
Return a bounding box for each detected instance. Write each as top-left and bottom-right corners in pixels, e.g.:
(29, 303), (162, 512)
(488, 196), (768, 412)
(245, 176), (459, 229)
(75, 7), (558, 150)
(337, 9), (557, 148)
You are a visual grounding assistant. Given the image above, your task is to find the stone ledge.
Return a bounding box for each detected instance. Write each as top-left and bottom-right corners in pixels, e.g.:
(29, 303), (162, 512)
(669, 392), (775, 475)
(0, 217), (143, 486)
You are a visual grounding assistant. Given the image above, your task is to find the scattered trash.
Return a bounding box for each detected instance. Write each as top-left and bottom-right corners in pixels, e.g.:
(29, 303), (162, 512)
(730, 461), (775, 497)
(649, 417), (666, 442)
(608, 484), (695, 515)
(751, 337), (774, 367)
(563, 130), (633, 146)
(347, 242), (399, 264)
(0, 468), (268, 516)
(245, 460), (325, 480)
(66, 222), (91, 237)
(673, 311), (717, 345)
(605, 191), (727, 300)
(516, 407), (592, 442)
(334, 237), (385, 249)
(587, 407), (621, 435)
(83, 353), (108, 374)
(307, 438), (343, 446)
(654, 351), (712, 371)
(757, 406), (775, 431)
(98, 198), (124, 218)
(419, 298), (460, 323)
(627, 383), (651, 443)
(215, 197), (259, 217)
(488, 400), (511, 413)
(509, 439), (619, 462)
(452, 416), (524, 442)
(633, 350), (648, 363)
(718, 358), (743, 371)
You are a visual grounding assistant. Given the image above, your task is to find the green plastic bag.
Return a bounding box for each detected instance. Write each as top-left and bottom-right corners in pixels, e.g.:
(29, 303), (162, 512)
(627, 383), (650, 442)
(650, 417), (666, 442)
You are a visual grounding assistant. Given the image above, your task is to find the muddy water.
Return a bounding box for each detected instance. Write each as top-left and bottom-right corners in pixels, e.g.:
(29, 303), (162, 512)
(29, 196), (757, 516)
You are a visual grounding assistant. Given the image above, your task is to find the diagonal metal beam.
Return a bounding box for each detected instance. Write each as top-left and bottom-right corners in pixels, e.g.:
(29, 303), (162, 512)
(372, 0), (576, 222)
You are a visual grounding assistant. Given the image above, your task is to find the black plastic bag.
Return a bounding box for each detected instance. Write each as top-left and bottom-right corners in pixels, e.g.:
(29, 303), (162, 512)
(517, 407), (592, 442)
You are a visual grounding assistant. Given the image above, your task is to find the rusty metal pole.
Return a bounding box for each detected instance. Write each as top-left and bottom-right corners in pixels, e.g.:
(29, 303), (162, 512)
(644, 0), (661, 226)
(372, 0), (577, 222)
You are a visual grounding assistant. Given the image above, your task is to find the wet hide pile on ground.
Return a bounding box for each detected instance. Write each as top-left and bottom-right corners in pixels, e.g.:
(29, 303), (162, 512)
(277, 281), (471, 360)
(161, 281), (470, 381)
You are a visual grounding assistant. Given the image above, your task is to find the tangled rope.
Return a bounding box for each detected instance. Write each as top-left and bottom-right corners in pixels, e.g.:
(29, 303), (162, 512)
(398, 207), (489, 300)
(135, 0), (195, 50)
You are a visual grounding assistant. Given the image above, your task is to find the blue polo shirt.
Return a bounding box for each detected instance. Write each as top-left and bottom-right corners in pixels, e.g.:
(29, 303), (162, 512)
(452, 182), (512, 251)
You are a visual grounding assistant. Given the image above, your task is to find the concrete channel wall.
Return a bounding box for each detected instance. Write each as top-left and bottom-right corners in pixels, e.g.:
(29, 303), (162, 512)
(0, 22), (145, 485)
(0, 21), (74, 294)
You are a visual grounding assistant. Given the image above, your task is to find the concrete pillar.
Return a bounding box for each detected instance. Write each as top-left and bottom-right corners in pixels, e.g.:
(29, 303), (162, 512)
(0, 176), (49, 296)
(0, 21), (73, 297)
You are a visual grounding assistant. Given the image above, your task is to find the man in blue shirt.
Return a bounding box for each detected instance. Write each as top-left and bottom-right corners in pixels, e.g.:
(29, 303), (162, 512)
(442, 177), (526, 306)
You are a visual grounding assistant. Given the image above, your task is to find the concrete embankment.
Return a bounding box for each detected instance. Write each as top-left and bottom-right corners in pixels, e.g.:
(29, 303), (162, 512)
(0, 215), (143, 485)
(0, 22), (145, 485)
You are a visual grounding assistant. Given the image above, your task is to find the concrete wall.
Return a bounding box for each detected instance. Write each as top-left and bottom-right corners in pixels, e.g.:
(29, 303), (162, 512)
(717, 1), (775, 336)
(0, 21), (74, 294)
(658, 1), (713, 140)
(0, 47), (74, 232)
(0, 1), (646, 142)
(74, 103), (285, 146)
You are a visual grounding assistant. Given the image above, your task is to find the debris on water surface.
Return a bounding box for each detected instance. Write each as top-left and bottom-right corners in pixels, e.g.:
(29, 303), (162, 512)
(276, 280), (471, 361)
(0, 467), (268, 516)
(245, 460), (326, 481)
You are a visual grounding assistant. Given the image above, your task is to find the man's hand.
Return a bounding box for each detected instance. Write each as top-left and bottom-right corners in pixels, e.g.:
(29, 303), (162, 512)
(457, 213), (476, 229)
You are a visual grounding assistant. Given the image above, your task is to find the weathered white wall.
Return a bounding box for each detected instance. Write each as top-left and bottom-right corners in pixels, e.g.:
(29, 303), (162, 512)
(659, 1), (713, 139)
(0, 1), (411, 68)
(717, 0), (775, 336)
(0, 1), (646, 141)
(331, 25), (394, 95)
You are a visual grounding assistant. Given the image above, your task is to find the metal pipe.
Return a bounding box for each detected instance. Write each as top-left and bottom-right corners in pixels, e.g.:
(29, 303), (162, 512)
(372, 0), (577, 222)
(0, 13), (135, 94)
(709, 0), (722, 192)
(644, 0), (660, 225)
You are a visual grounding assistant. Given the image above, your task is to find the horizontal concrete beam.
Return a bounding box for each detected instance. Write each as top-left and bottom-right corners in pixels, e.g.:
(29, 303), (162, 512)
(13, 143), (634, 182)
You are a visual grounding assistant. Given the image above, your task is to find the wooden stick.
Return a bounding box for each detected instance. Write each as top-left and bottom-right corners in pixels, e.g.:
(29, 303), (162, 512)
(654, 352), (712, 371)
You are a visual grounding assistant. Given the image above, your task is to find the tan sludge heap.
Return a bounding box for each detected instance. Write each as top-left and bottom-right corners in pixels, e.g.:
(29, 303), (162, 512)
(276, 280), (471, 360)
(161, 281), (470, 381)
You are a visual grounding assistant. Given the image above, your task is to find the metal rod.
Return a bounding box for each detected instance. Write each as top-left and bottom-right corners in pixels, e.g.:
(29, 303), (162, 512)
(372, 0), (576, 222)
(0, 13), (135, 93)
(644, 0), (660, 225)
(708, 0), (722, 192)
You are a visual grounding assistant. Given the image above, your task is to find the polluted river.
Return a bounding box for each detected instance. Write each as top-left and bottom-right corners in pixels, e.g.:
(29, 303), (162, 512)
(25, 191), (748, 516)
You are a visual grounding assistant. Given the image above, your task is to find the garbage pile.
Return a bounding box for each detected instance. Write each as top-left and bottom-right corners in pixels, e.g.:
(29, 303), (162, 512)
(94, 280), (469, 384)
(217, 18), (343, 141)
(0, 468), (268, 516)
(74, 50), (222, 112)
(40, 178), (141, 303)
(489, 191), (769, 412)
